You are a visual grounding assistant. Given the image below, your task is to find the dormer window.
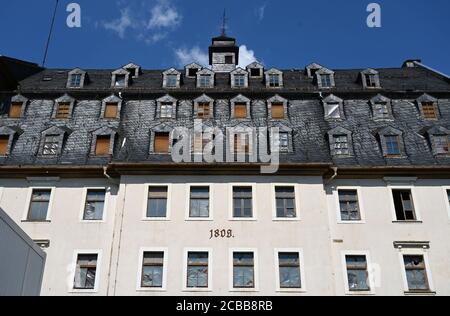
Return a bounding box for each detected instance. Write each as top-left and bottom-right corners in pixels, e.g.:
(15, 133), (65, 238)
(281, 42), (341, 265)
(111, 69), (130, 88)
(385, 135), (401, 156)
(115, 75), (126, 87)
(163, 68), (181, 88)
(91, 127), (117, 157)
(234, 74), (245, 87)
(306, 63), (324, 78)
(267, 95), (288, 120)
(157, 95), (177, 119)
(104, 103), (118, 119)
(316, 68), (335, 89)
(167, 75), (178, 87)
(361, 69), (380, 89)
(434, 135), (450, 154)
(333, 135), (350, 155)
(234, 103), (247, 119)
(185, 63), (202, 78)
(246, 62), (264, 78)
(161, 102), (173, 118)
(417, 94), (439, 120)
(8, 95), (27, 119)
(327, 102), (340, 118)
(265, 69), (283, 88)
(370, 95), (393, 120)
(53, 94), (75, 120)
(67, 68), (87, 88)
(196, 69), (215, 88)
(378, 127), (405, 158)
(250, 69), (260, 77)
(225, 56), (234, 64)
(323, 94), (344, 120)
(231, 95), (251, 120)
(231, 68), (249, 88)
(0, 126), (21, 157)
(200, 75), (211, 87)
(39, 126), (71, 157)
(197, 103), (210, 118)
(0, 135), (9, 156)
(42, 135), (60, 156)
(269, 74), (280, 87)
(194, 94), (214, 119)
(123, 63), (141, 78)
(328, 127), (353, 157)
(189, 68), (198, 77)
(375, 102), (389, 116)
(95, 135), (111, 156)
(101, 95), (122, 120)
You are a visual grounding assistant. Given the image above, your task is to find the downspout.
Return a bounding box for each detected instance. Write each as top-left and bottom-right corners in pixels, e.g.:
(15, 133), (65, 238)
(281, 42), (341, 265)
(324, 166), (338, 185)
(103, 166), (120, 185)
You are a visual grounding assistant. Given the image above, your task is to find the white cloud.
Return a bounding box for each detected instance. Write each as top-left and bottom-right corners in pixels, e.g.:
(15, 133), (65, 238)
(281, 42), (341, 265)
(174, 45), (258, 68)
(238, 45), (258, 68)
(257, 3), (267, 22)
(100, 0), (182, 44)
(174, 46), (209, 67)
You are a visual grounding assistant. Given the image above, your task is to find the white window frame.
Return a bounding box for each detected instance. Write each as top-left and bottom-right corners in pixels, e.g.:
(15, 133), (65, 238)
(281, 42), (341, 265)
(69, 249), (102, 293)
(182, 248), (213, 292)
(274, 248), (306, 293)
(398, 249), (435, 295)
(229, 248), (259, 292)
(142, 184), (172, 221)
(22, 187), (56, 222)
(271, 184), (301, 221)
(136, 247), (168, 292)
(78, 187), (110, 223)
(341, 250), (376, 295)
(387, 186), (422, 223)
(333, 187), (366, 224)
(443, 186), (450, 221)
(185, 184), (213, 221)
(228, 183), (257, 221)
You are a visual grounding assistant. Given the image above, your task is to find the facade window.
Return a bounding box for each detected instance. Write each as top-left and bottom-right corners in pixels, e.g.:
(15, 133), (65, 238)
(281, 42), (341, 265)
(320, 74), (332, 88)
(234, 102), (248, 119)
(95, 135), (111, 156)
(278, 253), (301, 289)
(69, 74), (82, 87)
(83, 189), (106, 221)
(421, 102), (437, 120)
(114, 74), (126, 87)
(234, 74), (246, 87)
(27, 189), (51, 221)
(154, 132), (170, 153)
(271, 102), (285, 119)
(333, 135), (350, 155)
(403, 255), (430, 292)
(339, 190), (361, 221)
(187, 252), (209, 288)
(434, 135), (450, 154)
(160, 102), (174, 119)
(325, 102), (340, 119)
(392, 190), (416, 221)
(233, 252), (255, 288)
(166, 75), (178, 88)
(0, 135), (9, 156)
(9, 102), (23, 118)
(233, 187), (253, 218)
(147, 186), (168, 218)
(188, 68), (199, 77)
(42, 135), (60, 156)
(141, 252), (164, 288)
(233, 133), (250, 154)
(55, 102), (71, 119)
(268, 74), (280, 87)
(385, 135), (401, 156)
(225, 56), (234, 64)
(275, 187), (296, 218)
(345, 255), (370, 291)
(250, 68), (261, 77)
(199, 75), (212, 88)
(190, 187), (210, 218)
(104, 103), (118, 119)
(364, 74), (377, 88)
(447, 190), (450, 207)
(74, 254), (98, 290)
(197, 102), (210, 119)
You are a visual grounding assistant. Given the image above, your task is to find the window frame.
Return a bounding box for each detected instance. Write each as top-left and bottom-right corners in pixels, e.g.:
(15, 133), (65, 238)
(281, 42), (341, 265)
(136, 247), (168, 292)
(182, 248), (213, 292)
(271, 184), (301, 221)
(79, 187), (109, 223)
(185, 184), (213, 221)
(69, 250), (102, 293)
(22, 187), (55, 222)
(443, 187), (450, 222)
(388, 186), (422, 223)
(398, 250), (435, 295)
(228, 183), (257, 221)
(334, 187), (366, 224)
(274, 248), (306, 293)
(341, 251), (376, 295)
(142, 184), (172, 221)
(229, 248), (259, 292)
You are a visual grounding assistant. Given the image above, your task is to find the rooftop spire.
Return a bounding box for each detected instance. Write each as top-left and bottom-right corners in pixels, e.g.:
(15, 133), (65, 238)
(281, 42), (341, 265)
(221, 9), (227, 36)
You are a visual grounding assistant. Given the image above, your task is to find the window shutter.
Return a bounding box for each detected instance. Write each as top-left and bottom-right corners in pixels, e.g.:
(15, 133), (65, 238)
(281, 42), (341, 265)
(234, 103), (247, 119)
(56, 102), (71, 119)
(154, 133), (170, 153)
(104, 103), (118, 119)
(9, 102), (22, 118)
(271, 103), (284, 119)
(95, 136), (111, 156)
(0, 135), (9, 155)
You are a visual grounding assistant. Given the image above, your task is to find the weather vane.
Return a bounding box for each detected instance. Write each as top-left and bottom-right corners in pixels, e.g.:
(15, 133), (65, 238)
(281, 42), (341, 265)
(221, 9), (228, 36)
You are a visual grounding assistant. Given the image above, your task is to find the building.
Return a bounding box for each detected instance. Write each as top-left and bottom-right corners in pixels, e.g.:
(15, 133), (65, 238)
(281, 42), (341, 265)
(0, 33), (449, 296)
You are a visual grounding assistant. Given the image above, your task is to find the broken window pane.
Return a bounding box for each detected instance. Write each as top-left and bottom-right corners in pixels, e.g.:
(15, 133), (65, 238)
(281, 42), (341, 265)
(190, 187), (210, 218)
(392, 190), (416, 221)
(83, 189), (106, 221)
(279, 253), (301, 288)
(27, 189), (51, 221)
(275, 187), (296, 218)
(187, 252), (208, 288)
(42, 135), (60, 156)
(403, 255), (429, 291)
(339, 190), (361, 221)
(141, 252), (164, 288)
(74, 254), (97, 289)
(346, 255), (369, 291)
(233, 252), (254, 288)
(233, 187), (253, 218)
(333, 135), (349, 155)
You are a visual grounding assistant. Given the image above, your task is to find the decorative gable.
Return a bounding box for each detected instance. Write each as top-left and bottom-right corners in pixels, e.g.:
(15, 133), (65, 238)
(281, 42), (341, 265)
(185, 63), (202, 78)
(122, 63), (141, 78)
(305, 63), (324, 78)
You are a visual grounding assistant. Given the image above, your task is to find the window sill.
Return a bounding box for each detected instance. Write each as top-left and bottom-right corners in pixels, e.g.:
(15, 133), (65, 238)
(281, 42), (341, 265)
(229, 289), (259, 293)
(80, 220), (106, 224)
(229, 218), (258, 222)
(276, 289), (307, 293)
(392, 220), (423, 224)
(136, 288), (167, 293)
(68, 289), (99, 294)
(337, 221), (366, 225)
(21, 220), (51, 223)
(272, 218), (301, 222)
(182, 288), (213, 293)
(404, 291), (436, 296)
(345, 291), (375, 296)
(185, 218), (214, 222)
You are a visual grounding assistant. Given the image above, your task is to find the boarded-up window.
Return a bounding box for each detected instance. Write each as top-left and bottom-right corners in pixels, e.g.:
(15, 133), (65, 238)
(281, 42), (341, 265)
(104, 103), (118, 119)
(234, 133), (250, 154)
(234, 103), (247, 119)
(197, 102), (210, 119)
(95, 135), (111, 156)
(9, 102), (23, 118)
(422, 102), (437, 120)
(154, 132), (170, 153)
(271, 102), (284, 119)
(0, 135), (9, 156)
(55, 102), (71, 119)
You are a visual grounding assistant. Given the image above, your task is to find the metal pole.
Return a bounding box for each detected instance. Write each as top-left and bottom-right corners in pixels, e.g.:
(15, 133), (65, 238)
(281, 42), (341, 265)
(42, 0), (59, 67)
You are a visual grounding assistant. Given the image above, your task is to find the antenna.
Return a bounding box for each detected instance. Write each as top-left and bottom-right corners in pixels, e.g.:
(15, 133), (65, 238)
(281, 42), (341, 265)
(42, 0), (59, 67)
(221, 9), (227, 36)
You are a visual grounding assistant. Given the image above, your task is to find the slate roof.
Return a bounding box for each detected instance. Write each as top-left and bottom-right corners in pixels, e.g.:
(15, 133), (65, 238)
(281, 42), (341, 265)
(0, 62), (449, 170)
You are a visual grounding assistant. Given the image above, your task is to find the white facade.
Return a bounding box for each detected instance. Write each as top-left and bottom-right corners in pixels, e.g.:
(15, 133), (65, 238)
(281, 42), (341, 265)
(0, 175), (449, 296)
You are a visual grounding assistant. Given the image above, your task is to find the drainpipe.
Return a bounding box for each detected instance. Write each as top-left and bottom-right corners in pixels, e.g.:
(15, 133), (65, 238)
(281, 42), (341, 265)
(324, 167), (338, 185)
(103, 166), (119, 185)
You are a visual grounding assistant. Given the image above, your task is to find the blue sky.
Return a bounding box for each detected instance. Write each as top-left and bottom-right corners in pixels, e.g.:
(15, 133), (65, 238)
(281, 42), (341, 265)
(1, 0), (449, 73)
